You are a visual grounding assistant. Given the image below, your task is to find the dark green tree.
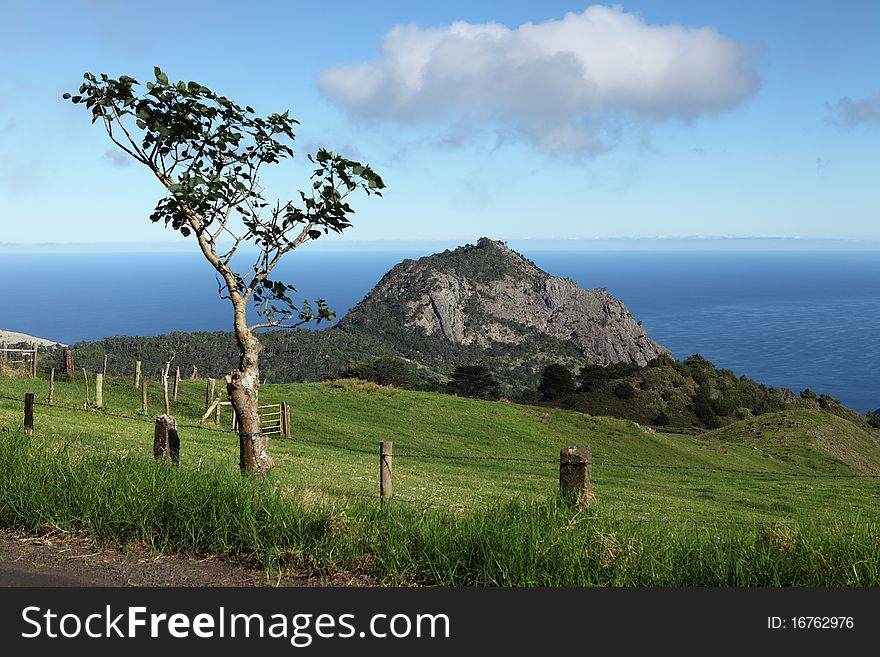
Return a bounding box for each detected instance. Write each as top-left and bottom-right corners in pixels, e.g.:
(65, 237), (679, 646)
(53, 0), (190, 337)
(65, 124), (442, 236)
(447, 365), (501, 400)
(343, 356), (416, 388)
(65, 68), (384, 474)
(537, 363), (575, 401)
(613, 381), (636, 400)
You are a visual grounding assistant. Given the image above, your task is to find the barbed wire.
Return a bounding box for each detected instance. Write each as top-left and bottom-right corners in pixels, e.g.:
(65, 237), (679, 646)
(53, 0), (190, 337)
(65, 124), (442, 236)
(2, 390), (879, 479)
(0, 392), (234, 435)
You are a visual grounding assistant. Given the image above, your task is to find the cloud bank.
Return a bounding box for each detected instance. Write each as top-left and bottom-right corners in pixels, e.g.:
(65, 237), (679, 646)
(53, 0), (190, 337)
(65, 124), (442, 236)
(319, 5), (760, 154)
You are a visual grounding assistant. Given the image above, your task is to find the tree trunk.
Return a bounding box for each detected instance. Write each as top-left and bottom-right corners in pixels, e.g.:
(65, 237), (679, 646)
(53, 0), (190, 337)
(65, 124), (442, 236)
(228, 323), (273, 475)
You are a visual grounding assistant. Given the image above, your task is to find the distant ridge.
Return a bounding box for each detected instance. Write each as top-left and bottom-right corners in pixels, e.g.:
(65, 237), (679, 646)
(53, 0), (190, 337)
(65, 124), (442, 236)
(0, 330), (66, 347)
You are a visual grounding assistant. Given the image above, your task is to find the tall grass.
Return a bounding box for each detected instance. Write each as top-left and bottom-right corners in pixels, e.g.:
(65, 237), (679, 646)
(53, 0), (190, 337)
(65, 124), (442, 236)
(2, 430), (879, 586)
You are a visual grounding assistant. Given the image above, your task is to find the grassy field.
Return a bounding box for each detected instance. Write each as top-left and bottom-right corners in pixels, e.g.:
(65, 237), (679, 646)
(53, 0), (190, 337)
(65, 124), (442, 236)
(1, 370), (879, 585)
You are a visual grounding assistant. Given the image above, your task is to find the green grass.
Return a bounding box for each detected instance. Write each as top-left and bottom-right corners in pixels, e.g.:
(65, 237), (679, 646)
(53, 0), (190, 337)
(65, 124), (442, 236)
(1, 371), (879, 585)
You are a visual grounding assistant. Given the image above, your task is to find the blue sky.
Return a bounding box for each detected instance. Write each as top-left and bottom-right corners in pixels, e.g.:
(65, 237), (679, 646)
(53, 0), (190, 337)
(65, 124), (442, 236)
(1, 0), (878, 247)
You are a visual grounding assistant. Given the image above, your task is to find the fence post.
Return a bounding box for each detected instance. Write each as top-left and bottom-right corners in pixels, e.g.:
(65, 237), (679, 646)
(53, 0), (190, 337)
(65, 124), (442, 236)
(102, 354), (108, 377)
(559, 445), (592, 507)
(173, 366), (180, 401)
(133, 360), (141, 389)
(82, 368), (90, 406)
(95, 373), (104, 408)
(48, 368), (55, 405)
(153, 414), (179, 464)
(205, 378), (216, 414)
(31, 343), (37, 378)
(0, 341), (6, 369)
(141, 377), (148, 414)
(191, 365), (198, 380)
(380, 441), (393, 503)
(24, 393), (34, 434)
(162, 366), (171, 416)
(281, 401), (290, 438)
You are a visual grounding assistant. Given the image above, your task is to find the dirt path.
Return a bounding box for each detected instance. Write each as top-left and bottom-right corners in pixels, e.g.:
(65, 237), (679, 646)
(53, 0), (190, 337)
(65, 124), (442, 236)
(0, 530), (317, 587)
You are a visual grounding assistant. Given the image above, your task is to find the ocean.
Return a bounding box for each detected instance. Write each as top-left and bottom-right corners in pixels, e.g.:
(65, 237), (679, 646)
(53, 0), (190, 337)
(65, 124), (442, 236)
(1, 249), (878, 413)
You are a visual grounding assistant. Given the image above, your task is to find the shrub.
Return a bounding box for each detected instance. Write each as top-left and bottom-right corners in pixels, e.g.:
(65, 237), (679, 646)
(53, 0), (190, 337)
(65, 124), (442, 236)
(651, 411), (671, 426)
(648, 353), (675, 368)
(537, 364), (576, 401)
(447, 365), (502, 400)
(342, 356), (416, 388)
(818, 394), (841, 410)
(613, 382), (636, 400)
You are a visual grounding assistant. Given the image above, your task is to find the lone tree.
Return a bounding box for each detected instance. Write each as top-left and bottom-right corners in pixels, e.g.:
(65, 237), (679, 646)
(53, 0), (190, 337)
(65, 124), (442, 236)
(537, 363), (575, 401)
(447, 365), (501, 400)
(65, 68), (384, 475)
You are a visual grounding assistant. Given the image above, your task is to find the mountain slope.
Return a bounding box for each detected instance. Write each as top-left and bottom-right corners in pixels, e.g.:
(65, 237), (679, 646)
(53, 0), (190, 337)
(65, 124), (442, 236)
(339, 237), (667, 369)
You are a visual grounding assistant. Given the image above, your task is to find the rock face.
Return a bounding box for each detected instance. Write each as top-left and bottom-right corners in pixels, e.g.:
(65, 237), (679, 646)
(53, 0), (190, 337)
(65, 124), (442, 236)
(340, 238), (667, 366)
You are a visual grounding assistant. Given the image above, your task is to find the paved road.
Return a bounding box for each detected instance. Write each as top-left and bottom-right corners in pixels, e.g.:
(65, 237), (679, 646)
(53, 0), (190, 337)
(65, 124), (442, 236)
(0, 560), (117, 586)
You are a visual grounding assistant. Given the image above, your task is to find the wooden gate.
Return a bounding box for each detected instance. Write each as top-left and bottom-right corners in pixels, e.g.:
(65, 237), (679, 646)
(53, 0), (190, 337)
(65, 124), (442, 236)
(259, 402), (290, 438)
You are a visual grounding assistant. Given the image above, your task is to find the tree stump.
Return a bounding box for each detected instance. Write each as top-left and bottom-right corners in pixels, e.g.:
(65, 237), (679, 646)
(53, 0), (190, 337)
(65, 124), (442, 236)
(153, 415), (179, 464)
(559, 445), (592, 507)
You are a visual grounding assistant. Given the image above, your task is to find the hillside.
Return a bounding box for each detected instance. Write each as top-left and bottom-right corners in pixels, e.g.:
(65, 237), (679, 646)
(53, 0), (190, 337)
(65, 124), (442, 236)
(0, 330), (66, 347)
(3, 370), (880, 586)
(1, 372), (878, 521)
(552, 352), (873, 431)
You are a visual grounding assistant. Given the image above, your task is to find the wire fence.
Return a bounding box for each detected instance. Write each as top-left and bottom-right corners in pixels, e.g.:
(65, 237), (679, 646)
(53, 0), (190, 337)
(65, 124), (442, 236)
(1, 378), (879, 526)
(1, 390), (879, 479)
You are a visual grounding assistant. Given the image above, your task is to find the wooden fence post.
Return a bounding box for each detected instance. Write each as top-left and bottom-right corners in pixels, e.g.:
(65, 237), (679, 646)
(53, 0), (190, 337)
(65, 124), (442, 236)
(153, 415), (179, 464)
(380, 441), (393, 503)
(173, 366), (181, 401)
(133, 360), (141, 389)
(559, 445), (592, 507)
(102, 354), (108, 377)
(0, 341), (6, 368)
(161, 364), (171, 416)
(48, 368), (55, 405)
(190, 365), (198, 380)
(199, 397), (221, 424)
(95, 373), (104, 408)
(205, 378), (216, 414)
(141, 377), (148, 414)
(24, 393), (34, 435)
(280, 401), (290, 438)
(31, 343), (37, 378)
(82, 368), (90, 407)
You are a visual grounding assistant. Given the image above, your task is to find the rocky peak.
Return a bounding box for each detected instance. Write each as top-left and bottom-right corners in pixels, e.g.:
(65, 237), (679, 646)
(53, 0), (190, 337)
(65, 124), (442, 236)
(340, 238), (668, 367)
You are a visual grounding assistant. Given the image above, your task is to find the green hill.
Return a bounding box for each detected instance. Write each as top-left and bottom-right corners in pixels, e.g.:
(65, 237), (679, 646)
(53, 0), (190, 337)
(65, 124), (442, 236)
(703, 410), (880, 476)
(1, 372), (878, 522)
(3, 371), (880, 585)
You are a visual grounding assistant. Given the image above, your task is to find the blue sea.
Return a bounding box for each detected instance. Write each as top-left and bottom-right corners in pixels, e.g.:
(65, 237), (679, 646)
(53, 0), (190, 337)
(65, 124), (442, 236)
(2, 250), (878, 413)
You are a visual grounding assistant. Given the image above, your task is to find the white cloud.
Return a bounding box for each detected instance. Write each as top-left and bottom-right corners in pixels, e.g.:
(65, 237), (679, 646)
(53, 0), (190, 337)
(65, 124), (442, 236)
(319, 5), (760, 154)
